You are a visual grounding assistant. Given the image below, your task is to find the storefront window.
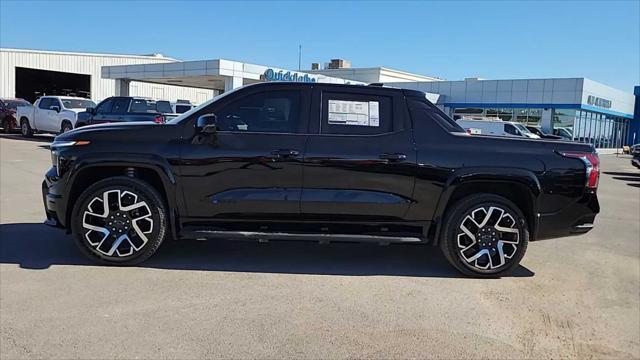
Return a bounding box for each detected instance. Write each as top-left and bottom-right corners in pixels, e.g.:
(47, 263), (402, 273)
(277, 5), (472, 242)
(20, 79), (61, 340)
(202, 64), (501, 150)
(527, 108), (542, 126)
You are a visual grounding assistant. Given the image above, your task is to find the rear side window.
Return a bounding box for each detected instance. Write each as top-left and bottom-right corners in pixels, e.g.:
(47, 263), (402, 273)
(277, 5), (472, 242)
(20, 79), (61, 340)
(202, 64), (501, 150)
(175, 104), (191, 113)
(216, 90), (302, 133)
(321, 92), (392, 135)
(4, 100), (29, 110)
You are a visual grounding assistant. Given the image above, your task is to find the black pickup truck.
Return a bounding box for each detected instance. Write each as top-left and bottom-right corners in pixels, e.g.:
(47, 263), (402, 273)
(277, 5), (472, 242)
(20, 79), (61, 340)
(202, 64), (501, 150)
(42, 82), (600, 277)
(76, 97), (176, 126)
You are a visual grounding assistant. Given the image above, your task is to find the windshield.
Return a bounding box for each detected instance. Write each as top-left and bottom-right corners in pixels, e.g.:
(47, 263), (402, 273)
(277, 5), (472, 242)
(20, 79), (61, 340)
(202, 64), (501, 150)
(166, 88), (242, 124)
(130, 99), (173, 114)
(4, 100), (30, 110)
(62, 99), (96, 109)
(514, 123), (532, 134)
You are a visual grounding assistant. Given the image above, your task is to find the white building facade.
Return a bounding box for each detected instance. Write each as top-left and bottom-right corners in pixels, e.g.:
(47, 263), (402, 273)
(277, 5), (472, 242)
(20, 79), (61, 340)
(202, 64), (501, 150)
(0, 48), (215, 104)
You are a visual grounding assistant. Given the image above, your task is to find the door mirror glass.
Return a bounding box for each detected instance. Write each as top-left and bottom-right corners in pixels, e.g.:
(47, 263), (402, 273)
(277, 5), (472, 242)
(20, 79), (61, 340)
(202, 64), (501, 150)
(49, 105), (60, 113)
(197, 114), (217, 133)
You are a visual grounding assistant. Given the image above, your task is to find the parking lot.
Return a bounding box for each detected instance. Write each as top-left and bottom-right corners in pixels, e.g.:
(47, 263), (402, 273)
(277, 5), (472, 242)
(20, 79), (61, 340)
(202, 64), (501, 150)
(0, 133), (638, 359)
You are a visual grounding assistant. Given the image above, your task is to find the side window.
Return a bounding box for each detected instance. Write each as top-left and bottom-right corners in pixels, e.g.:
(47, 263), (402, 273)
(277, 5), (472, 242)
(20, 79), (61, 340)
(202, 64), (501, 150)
(321, 92), (392, 135)
(504, 124), (519, 135)
(111, 98), (129, 114)
(38, 98), (52, 110)
(50, 98), (61, 109)
(407, 98), (465, 133)
(95, 99), (114, 114)
(216, 90), (302, 133)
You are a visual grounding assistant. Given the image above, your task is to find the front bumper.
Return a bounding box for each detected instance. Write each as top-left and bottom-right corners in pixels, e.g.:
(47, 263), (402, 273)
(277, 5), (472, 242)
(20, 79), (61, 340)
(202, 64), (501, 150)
(42, 167), (67, 229)
(632, 157), (640, 169)
(536, 191), (600, 240)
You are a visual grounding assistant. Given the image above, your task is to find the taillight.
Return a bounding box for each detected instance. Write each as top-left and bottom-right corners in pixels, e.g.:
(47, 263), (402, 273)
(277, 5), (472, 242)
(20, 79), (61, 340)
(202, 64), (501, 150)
(560, 151), (600, 190)
(153, 115), (165, 124)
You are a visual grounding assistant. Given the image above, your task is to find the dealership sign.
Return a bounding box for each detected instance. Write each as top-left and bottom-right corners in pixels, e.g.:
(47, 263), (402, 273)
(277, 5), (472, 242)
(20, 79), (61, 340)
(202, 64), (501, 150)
(263, 68), (317, 83)
(587, 95), (612, 109)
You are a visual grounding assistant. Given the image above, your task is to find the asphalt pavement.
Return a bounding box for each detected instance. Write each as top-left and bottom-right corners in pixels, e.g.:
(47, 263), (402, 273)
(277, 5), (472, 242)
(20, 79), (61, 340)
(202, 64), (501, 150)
(1, 134), (639, 359)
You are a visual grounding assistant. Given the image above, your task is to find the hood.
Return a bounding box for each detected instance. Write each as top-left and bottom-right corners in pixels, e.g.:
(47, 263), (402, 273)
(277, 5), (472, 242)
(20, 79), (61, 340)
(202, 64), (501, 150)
(56, 121), (182, 143)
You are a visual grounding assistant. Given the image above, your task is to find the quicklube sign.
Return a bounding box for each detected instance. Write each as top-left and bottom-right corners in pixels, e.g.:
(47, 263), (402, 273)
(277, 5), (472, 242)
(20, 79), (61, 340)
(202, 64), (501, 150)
(263, 68), (317, 83)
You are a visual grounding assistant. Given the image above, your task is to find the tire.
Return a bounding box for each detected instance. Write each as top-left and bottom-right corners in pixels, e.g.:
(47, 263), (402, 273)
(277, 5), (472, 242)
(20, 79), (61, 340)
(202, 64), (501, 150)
(2, 119), (11, 134)
(20, 118), (33, 137)
(439, 193), (529, 278)
(60, 121), (73, 134)
(71, 176), (168, 265)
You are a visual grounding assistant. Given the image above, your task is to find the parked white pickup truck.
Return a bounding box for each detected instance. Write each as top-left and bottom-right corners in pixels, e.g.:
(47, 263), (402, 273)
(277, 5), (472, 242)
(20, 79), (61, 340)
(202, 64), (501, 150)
(17, 96), (96, 137)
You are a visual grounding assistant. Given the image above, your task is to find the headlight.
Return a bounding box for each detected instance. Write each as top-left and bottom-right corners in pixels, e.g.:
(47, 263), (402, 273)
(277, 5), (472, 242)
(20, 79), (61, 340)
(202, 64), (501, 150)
(50, 140), (90, 148)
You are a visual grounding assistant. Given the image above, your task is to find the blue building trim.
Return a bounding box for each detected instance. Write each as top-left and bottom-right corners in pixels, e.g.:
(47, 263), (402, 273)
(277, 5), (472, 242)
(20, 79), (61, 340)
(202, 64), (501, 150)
(630, 86), (640, 145)
(442, 103), (634, 119)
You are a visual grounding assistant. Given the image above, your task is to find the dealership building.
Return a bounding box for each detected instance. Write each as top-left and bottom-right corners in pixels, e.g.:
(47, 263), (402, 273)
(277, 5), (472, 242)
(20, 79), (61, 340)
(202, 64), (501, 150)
(1, 47), (637, 148)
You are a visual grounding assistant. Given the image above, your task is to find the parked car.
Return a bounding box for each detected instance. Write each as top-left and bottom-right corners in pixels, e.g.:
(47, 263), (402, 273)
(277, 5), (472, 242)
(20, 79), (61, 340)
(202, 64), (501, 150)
(631, 144), (640, 169)
(526, 126), (562, 140)
(17, 96), (96, 137)
(0, 98), (31, 133)
(553, 127), (574, 140)
(457, 119), (541, 139)
(77, 97), (177, 127)
(43, 82), (600, 277)
(171, 101), (196, 114)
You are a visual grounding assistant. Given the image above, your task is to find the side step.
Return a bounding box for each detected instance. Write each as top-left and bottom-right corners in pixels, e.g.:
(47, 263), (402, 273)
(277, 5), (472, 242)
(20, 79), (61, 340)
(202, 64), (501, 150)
(182, 229), (425, 244)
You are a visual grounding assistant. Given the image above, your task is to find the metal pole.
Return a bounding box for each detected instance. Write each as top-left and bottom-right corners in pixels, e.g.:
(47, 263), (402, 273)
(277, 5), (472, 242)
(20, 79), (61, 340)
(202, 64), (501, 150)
(298, 45), (302, 71)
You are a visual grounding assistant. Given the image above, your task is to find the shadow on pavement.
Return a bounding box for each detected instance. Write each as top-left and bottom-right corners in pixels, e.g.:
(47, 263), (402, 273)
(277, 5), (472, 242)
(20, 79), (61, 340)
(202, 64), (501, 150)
(603, 171), (640, 177)
(0, 133), (54, 143)
(0, 223), (535, 278)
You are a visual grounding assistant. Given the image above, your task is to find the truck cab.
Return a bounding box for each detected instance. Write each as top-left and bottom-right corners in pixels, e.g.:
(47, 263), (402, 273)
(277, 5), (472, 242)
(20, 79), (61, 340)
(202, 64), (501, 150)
(17, 96), (96, 136)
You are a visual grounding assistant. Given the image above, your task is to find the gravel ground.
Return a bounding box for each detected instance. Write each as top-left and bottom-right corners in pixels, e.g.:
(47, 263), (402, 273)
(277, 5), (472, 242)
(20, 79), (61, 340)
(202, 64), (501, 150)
(1, 134), (639, 359)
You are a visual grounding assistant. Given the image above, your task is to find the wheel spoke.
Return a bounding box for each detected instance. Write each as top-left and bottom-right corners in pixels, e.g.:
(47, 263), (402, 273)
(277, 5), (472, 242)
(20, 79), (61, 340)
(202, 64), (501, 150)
(81, 189), (153, 258)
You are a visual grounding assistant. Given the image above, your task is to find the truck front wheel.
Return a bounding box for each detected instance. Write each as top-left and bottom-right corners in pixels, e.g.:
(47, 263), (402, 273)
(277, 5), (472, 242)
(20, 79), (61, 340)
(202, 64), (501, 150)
(71, 176), (168, 265)
(440, 194), (529, 277)
(20, 119), (33, 137)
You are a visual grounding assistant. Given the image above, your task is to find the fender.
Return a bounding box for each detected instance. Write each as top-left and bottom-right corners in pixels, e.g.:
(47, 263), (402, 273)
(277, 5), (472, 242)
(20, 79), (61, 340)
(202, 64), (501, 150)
(430, 167), (542, 245)
(63, 152), (180, 239)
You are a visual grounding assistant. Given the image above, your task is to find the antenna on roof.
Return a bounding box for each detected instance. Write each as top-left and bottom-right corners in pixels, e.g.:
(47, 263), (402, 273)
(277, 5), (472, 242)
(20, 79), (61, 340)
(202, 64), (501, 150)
(298, 45), (302, 71)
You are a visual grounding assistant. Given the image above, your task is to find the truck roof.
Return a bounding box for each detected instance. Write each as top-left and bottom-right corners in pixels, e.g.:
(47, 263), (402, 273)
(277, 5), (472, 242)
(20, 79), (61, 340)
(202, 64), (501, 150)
(243, 81), (427, 98)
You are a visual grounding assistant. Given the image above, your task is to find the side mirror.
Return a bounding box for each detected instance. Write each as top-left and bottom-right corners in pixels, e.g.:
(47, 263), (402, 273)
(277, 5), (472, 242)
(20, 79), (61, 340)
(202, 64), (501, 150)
(85, 107), (95, 115)
(197, 114), (217, 134)
(50, 105), (60, 113)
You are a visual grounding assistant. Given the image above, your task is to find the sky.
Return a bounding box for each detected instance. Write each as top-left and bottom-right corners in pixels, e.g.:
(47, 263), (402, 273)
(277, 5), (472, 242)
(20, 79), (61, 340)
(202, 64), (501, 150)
(1, 0), (639, 91)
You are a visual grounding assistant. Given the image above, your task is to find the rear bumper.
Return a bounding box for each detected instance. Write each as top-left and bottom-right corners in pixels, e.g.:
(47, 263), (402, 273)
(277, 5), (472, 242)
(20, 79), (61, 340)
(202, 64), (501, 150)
(536, 191), (599, 240)
(42, 167), (67, 229)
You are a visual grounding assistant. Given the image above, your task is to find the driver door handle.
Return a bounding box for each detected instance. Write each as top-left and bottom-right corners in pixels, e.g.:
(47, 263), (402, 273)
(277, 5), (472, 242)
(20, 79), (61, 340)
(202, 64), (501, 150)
(271, 149), (300, 158)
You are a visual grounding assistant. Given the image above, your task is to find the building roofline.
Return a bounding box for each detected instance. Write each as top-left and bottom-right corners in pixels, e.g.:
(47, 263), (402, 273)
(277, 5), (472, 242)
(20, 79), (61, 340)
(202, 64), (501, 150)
(308, 66), (442, 81)
(0, 47), (179, 61)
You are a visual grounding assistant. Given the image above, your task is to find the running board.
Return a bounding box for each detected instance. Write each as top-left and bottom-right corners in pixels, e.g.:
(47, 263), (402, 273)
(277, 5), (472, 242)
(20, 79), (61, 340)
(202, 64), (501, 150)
(181, 229), (425, 244)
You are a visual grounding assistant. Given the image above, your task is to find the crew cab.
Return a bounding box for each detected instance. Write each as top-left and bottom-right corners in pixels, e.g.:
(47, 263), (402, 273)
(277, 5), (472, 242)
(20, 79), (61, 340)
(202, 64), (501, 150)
(76, 97), (177, 127)
(17, 96), (96, 137)
(42, 82), (600, 277)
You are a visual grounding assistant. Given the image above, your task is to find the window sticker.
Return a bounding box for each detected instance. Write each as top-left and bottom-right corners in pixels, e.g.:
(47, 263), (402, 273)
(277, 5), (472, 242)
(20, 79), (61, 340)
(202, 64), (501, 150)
(328, 100), (380, 127)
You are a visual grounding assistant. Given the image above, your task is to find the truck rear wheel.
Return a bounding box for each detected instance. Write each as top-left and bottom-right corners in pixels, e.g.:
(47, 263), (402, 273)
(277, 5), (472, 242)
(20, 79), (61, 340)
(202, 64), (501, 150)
(71, 176), (168, 265)
(20, 119), (33, 137)
(439, 194), (529, 277)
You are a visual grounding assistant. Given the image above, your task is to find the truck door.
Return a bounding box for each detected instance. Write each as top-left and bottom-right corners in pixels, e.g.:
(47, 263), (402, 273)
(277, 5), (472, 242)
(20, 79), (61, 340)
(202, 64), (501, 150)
(179, 85), (311, 220)
(301, 88), (416, 220)
(35, 98), (56, 132)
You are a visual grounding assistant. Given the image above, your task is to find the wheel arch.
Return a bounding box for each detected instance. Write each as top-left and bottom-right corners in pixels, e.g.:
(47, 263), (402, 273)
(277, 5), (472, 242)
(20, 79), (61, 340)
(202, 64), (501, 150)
(64, 157), (179, 240)
(429, 168), (541, 245)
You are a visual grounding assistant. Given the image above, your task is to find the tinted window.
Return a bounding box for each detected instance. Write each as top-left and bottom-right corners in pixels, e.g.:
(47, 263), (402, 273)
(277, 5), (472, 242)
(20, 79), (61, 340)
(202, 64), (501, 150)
(112, 98), (129, 114)
(3, 100), (30, 110)
(38, 98), (52, 109)
(175, 104), (191, 113)
(504, 124), (519, 135)
(321, 92), (392, 135)
(129, 99), (172, 114)
(95, 99), (113, 114)
(216, 90), (302, 133)
(61, 99), (96, 109)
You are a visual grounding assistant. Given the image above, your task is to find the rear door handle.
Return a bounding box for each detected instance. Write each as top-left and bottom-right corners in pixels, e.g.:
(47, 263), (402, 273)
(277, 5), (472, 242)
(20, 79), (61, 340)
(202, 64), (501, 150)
(379, 153), (407, 161)
(271, 149), (300, 158)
